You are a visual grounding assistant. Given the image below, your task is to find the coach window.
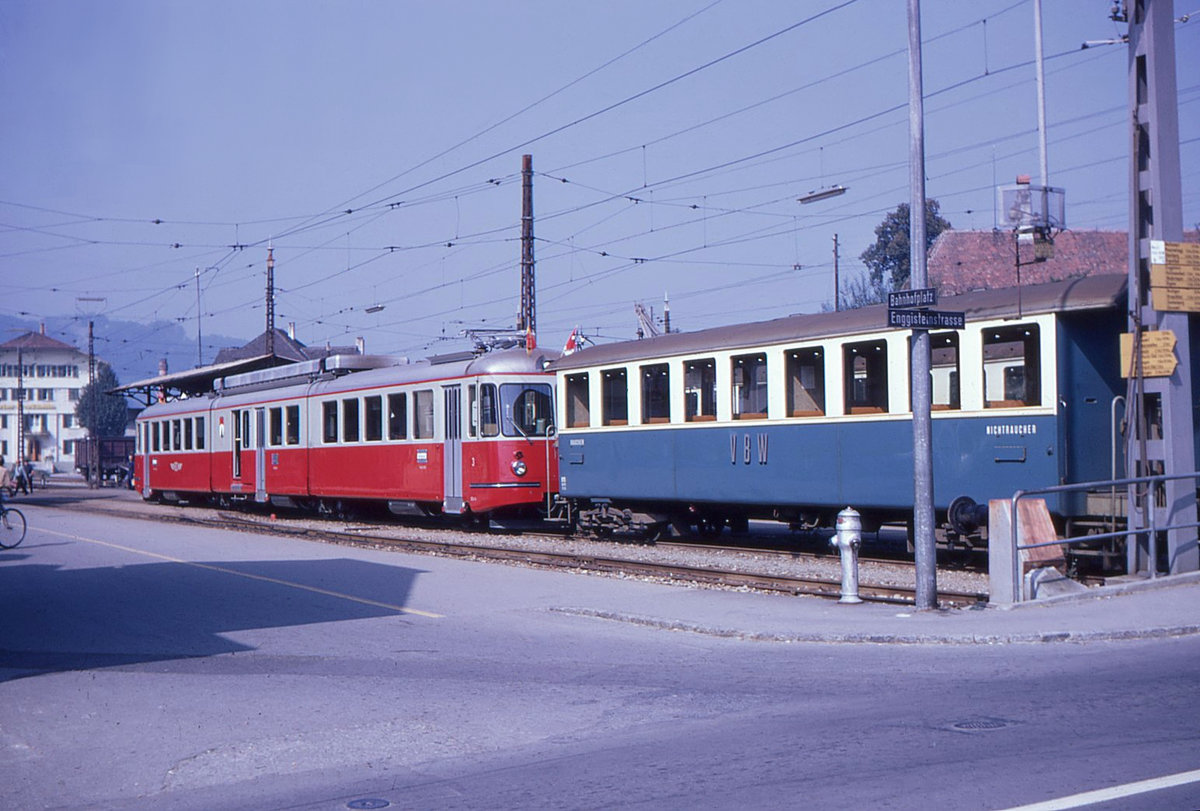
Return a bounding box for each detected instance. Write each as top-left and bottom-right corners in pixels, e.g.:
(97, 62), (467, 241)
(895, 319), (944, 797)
(641, 364), (670, 424)
(565, 373), (590, 428)
(387, 393), (408, 440)
(285, 406), (299, 445)
(269, 407), (283, 446)
(364, 395), (383, 441)
(413, 389), (434, 439)
(732, 353), (768, 420)
(786, 348), (825, 417)
(322, 401), (338, 443)
(684, 358), (717, 422)
(152, 421), (160, 452)
(927, 333), (960, 410)
(172, 419), (182, 450)
(844, 340), (888, 414)
(601, 369), (628, 426)
(183, 417), (194, 450)
(196, 417), (206, 449)
(984, 324), (1040, 407)
(342, 398), (360, 443)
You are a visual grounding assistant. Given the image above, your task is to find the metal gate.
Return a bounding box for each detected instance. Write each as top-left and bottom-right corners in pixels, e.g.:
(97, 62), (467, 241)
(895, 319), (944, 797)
(443, 385), (464, 514)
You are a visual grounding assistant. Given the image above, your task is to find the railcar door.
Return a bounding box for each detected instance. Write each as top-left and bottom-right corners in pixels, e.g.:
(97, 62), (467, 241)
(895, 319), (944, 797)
(141, 421), (152, 498)
(254, 407), (267, 503)
(443, 385), (464, 514)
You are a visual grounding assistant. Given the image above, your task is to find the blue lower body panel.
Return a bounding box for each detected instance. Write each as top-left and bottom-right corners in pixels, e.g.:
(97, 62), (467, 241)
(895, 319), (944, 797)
(558, 415), (1063, 518)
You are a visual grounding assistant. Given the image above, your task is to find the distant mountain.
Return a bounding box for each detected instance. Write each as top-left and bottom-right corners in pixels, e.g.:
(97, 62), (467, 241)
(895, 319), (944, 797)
(0, 313), (249, 388)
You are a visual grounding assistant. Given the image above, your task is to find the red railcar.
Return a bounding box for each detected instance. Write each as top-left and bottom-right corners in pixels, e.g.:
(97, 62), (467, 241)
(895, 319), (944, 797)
(133, 348), (558, 519)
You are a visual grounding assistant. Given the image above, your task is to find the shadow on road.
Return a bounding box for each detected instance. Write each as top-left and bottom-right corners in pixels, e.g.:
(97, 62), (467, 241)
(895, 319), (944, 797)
(0, 555), (426, 682)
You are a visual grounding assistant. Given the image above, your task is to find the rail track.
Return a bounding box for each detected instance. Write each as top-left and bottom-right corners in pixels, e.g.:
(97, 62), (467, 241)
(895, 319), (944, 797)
(47, 494), (990, 607)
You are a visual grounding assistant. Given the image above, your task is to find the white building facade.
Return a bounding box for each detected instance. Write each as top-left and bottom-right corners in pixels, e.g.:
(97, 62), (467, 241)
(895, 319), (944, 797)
(0, 329), (91, 472)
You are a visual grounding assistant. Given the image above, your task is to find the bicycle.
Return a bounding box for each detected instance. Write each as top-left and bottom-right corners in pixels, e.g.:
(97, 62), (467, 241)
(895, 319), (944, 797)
(0, 504), (26, 548)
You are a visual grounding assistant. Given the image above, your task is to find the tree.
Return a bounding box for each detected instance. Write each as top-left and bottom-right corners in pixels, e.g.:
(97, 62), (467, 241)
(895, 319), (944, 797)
(76, 363), (129, 437)
(855, 199), (952, 303)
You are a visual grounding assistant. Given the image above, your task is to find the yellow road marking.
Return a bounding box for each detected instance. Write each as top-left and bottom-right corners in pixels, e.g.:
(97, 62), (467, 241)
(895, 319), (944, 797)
(38, 527), (442, 619)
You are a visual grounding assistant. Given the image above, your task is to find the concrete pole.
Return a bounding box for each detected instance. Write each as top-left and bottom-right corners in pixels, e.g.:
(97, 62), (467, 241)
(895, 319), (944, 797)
(908, 0), (937, 610)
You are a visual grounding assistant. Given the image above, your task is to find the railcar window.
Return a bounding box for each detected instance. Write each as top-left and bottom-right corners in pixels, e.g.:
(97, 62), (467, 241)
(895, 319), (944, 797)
(479, 384), (500, 437)
(685, 359), (717, 422)
(242, 410), (254, 449)
(387, 393), (407, 440)
(364, 395), (383, 441)
(601, 369), (628, 426)
(196, 417), (205, 449)
(641, 364), (670, 423)
(322, 401), (338, 443)
(269, 407), (283, 446)
(413, 390), (434, 439)
(172, 420), (182, 451)
(285, 406), (299, 445)
(501, 383), (553, 437)
(342, 398), (360, 443)
(786, 348), (825, 417)
(844, 341), (888, 414)
(565, 373), (590, 428)
(183, 417), (193, 450)
(153, 421), (161, 452)
(984, 324), (1040, 407)
(732, 353), (768, 420)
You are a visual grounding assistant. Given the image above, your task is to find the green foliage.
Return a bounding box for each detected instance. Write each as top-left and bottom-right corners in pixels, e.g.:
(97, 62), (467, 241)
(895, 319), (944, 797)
(75, 363), (129, 437)
(851, 199), (952, 306)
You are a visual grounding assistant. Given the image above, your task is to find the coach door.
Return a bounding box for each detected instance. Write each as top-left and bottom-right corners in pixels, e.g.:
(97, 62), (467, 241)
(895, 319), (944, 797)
(442, 385), (464, 514)
(254, 407), (267, 503)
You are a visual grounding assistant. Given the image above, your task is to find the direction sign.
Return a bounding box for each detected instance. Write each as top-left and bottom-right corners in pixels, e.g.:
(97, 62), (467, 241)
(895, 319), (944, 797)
(888, 287), (938, 309)
(1120, 330), (1178, 378)
(1150, 239), (1200, 268)
(1151, 286), (1200, 313)
(1150, 265), (1200, 290)
(887, 309), (965, 330)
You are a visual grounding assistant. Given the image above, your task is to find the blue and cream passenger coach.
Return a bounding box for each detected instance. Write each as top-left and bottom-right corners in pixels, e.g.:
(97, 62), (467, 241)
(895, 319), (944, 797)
(549, 275), (1135, 541)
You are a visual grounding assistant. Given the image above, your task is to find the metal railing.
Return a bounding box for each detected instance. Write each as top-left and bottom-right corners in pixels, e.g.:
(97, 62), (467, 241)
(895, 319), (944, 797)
(1007, 470), (1200, 603)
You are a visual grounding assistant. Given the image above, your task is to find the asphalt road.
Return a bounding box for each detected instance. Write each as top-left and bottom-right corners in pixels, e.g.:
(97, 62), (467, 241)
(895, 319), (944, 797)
(1, 505), (1198, 810)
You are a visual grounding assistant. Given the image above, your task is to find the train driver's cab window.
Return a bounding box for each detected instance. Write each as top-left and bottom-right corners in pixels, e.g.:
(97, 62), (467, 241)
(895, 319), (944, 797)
(984, 324), (1040, 407)
(413, 389), (435, 439)
(478, 384), (500, 437)
(364, 395), (383, 441)
(786, 348), (825, 417)
(844, 340), (888, 414)
(502, 383), (554, 437)
(909, 332), (960, 410)
(565, 373), (590, 428)
(322, 401), (338, 443)
(601, 369), (628, 426)
(641, 364), (670, 424)
(387, 393), (407, 440)
(684, 358), (717, 422)
(732, 353), (768, 420)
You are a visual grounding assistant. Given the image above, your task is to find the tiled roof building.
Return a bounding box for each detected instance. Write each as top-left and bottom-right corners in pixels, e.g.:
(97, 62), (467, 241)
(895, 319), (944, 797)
(928, 229), (1200, 295)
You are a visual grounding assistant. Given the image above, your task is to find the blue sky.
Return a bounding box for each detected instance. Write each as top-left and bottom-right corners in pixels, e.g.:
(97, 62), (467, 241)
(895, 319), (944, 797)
(2, 1), (1197, 375)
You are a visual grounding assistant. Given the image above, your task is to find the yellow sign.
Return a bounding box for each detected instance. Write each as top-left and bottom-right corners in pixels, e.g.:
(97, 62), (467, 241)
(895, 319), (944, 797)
(1150, 265), (1200, 290)
(1151, 287), (1200, 313)
(1120, 330), (1178, 378)
(1150, 240), (1200, 269)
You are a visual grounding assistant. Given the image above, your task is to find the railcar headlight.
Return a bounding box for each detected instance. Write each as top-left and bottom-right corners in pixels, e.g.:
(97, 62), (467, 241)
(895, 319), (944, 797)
(511, 459), (528, 477)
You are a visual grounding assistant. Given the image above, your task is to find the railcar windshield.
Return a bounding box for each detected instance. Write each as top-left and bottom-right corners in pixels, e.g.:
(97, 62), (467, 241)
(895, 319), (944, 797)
(500, 383), (554, 437)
